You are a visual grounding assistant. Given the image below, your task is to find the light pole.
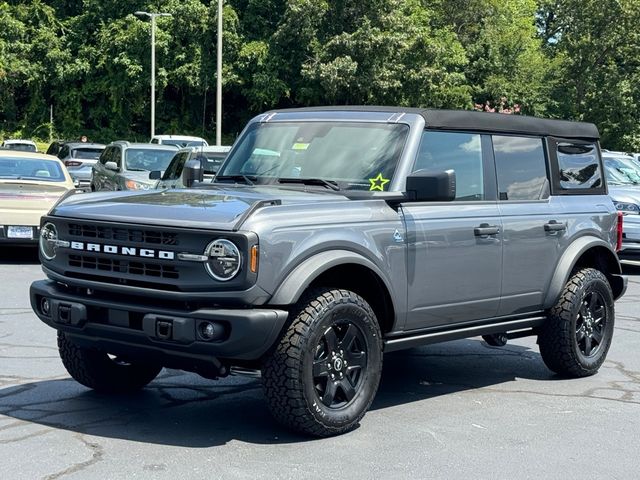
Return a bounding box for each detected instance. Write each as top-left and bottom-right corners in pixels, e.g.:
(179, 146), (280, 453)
(134, 11), (172, 139)
(216, 0), (223, 146)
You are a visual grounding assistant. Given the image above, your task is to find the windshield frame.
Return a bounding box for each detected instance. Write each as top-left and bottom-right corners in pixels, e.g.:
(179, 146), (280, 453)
(215, 120), (410, 192)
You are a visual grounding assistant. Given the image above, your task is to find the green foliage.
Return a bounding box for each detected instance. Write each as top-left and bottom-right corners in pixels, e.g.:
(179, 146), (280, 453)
(0, 0), (639, 150)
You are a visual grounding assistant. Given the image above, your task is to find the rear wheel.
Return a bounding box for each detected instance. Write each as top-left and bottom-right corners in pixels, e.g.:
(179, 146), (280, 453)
(262, 288), (383, 437)
(58, 332), (162, 392)
(538, 268), (615, 377)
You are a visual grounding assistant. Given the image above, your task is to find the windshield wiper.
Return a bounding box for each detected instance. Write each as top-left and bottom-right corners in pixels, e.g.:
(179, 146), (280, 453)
(277, 177), (341, 191)
(215, 174), (256, 185)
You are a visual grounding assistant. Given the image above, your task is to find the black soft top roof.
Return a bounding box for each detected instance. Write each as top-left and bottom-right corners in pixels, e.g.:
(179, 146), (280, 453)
(268, 106), (600, 140)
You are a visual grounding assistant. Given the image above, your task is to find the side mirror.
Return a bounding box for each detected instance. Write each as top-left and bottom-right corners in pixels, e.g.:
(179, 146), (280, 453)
(105, 161), (119, 171)
(405, 169), (456, 202)
(183, 159), (204, 188)
(149, 170), (162, 180)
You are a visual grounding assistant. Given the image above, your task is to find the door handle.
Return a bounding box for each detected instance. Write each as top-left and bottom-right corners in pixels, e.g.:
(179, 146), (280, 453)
(544, 220), (566, 232)
(474, 223), (500, 236)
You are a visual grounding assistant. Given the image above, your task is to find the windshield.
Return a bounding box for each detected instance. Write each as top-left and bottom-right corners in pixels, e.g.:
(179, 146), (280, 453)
(0, 157), (65, 181)
(200, 152), (227, 174)
(125, 148), (177, 172)
(216, 122), (408, 191)
(604, 157), (640, 185)
(3, 143), (36, 152)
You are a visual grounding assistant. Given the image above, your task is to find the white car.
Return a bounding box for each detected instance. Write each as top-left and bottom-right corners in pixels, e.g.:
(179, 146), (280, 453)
(150, 135), (208, 148)
(1, 139), (38, 152)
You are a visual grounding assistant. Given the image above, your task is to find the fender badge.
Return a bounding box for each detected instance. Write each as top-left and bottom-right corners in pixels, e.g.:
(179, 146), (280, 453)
(393, 229), (404, 243)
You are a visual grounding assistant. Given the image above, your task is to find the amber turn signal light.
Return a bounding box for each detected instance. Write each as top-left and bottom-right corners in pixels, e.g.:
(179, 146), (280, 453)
(250, 245), (259, 273)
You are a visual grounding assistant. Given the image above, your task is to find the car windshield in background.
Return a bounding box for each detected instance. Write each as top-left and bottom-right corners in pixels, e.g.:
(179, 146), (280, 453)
(604, 157), (640, 185)
(200, 152), (227, 174)
(217, 122), (408, 191)
(0, 157), (65, 181)
(72, 148), (103, 160)
(4, 143), (36, 152)
(125, 149), (177, 172)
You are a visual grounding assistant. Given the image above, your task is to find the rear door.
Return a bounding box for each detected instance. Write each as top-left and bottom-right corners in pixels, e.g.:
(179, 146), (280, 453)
(492, 135), (564, 316)
(402, 131), (503, 330)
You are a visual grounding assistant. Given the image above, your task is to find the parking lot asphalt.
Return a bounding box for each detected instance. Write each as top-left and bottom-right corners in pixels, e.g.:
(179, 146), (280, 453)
(1, 247), (639, 480)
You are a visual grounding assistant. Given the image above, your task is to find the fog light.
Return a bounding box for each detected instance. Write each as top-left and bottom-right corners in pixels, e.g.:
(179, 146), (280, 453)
(199, 322), (218, 341)
(41, 298), (51, 316)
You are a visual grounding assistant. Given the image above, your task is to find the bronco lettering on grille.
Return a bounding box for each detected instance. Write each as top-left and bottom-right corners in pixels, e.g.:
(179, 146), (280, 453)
(69, 242), (175, 260)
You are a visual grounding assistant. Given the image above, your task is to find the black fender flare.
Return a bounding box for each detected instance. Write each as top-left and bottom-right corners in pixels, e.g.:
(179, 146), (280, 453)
(268, 249), (396, 308)
(543, 236), (624, 308)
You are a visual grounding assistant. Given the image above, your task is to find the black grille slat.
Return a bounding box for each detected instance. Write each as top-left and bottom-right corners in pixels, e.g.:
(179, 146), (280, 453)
(68, 224), (178, 246)
(68, 255), (179, 279)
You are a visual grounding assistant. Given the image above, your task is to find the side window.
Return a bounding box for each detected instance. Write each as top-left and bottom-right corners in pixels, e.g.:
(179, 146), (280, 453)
(57, 146), (69, 159)
(113, 147), (122, 167)
(556, 142), (601, 190)
(493, 136), (549, 201)
(151, 138), (159, 144)
(98, 148), (111, 164)
(163, 152), (188, 180)
(415, 131), (484, 201)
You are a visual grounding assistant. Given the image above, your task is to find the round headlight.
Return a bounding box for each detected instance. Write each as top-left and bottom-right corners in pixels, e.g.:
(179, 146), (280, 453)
(40, 223), (58, 260)
(204, 239), (242, 281)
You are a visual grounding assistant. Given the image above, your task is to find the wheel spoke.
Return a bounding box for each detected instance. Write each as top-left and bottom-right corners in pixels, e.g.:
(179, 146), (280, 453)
(322, 380), (337, 406)
(579, 304), (589, 319)
(592, 329), (603, 344)
(593, 307), (605, 323)
(313, 358), (330, 377)
(339, 377), (356, 401)
(323, 326), (339, 352)
(584, 335), (592, 356)
(576, 329), (586, 342)
(339, 324), (358, 350)
(588, 293), (598, 310)
(345, 350), (366, 369)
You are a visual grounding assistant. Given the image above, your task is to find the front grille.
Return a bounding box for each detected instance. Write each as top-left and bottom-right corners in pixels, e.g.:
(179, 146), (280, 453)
(69, 255), (179, 279)
(68, 223), (178, 246)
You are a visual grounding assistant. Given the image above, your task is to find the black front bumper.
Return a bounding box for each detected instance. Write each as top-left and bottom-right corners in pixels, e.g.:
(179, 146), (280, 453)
(30, 280), (288, 369)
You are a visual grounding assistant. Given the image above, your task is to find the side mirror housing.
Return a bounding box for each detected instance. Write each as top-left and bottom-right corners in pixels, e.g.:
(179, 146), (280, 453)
(105, 161), (119, 172)
(149, 170), (162, 180)
(183, 159), (204, 188)
(405, 169), (456, 202)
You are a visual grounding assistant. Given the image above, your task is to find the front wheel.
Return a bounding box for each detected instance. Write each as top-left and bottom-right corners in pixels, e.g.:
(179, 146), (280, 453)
(538, 268), (615, 377)
(262, 288), (383, 437)
(58, 332), (162, 393)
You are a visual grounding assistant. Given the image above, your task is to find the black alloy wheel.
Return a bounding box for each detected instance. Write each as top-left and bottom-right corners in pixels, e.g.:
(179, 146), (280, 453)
(575, 290), (608, 358)
(312, 322), (368, 409)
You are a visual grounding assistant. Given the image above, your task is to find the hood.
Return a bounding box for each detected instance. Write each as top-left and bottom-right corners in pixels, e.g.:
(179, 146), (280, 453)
(124, 170), (158, 187)
(608, 185), (640, 204)
(50, 185), (344, 230)
(0, 181), (72, 226)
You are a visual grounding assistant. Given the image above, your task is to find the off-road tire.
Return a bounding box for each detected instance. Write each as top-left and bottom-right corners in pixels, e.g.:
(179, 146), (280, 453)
(262, 288), (383, 437)
(58, 332), (162, 392)
(538, 268), (615, 378)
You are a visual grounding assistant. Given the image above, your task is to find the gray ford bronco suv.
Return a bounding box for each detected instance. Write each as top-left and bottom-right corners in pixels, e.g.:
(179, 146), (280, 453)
(31, 107), (627, 436)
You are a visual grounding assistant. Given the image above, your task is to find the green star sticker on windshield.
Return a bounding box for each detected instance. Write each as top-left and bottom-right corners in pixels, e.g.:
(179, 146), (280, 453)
(369, 173), (390, 191)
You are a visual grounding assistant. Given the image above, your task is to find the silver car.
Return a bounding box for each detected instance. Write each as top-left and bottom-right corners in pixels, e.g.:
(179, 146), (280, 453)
(604, 153), (640, 255)
(91, 141), (178, 191)
(155, 145), (231, 189)
(57, 142), (106, 192)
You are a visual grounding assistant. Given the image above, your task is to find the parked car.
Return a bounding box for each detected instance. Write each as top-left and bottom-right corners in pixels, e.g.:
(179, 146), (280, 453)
(31, 107), (626, 437)
(1, 139), (37, 152)
(56, 143), (106, 192)
(45, 140), (68, 156)
(0, 150), (74, 244)
(91, 141), (178, 191)
(155, 145), (231, 189)
(150, 135), (208, 148)
(603, 153), (640, 256)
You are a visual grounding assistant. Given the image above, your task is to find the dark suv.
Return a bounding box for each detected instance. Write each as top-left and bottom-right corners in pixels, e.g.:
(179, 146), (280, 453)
(31, 107), (626, 436)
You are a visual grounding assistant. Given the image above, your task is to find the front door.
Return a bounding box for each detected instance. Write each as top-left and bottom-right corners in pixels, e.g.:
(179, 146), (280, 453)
(403, 130), (502, 330)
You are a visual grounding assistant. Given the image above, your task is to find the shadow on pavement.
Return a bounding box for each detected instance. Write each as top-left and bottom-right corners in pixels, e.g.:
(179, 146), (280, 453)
(0, 246), (40, 265)
(0, 339), (554, 446)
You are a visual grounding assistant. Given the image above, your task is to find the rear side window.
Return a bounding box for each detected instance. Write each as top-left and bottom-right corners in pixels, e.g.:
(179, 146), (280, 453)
(415, 131), (484, 201)
(556, 143), (601, 190)
(493, 136), (549, 200)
